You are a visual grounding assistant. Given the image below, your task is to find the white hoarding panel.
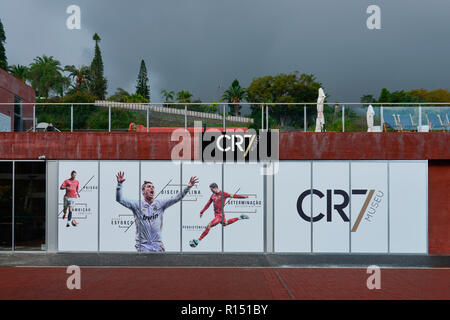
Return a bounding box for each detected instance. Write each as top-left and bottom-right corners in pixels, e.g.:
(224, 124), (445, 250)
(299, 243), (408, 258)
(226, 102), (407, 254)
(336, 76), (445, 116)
(389, 162), (427, 253)
(58, 161), (98, 251)
(0, 113), (11, 132)
(182, 162), (222, 252)
(312, 161), (350, 253)
(274, 161), (311, 253)
(351, 162), (388, 253)
(99, 161), (139, 252)
(141, 161), (182, 252)
(224, 163), (264, 252)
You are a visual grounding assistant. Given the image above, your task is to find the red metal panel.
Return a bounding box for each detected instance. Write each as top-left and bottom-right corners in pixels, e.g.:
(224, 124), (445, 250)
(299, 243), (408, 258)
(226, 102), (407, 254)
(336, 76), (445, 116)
(278, 132), (450, 160)
(0, 132), (448, 160)
(428, 160), (450, 254)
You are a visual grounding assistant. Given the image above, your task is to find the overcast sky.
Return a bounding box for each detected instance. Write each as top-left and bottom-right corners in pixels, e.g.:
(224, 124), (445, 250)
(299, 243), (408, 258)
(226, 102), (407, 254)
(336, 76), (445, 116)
(1, 0), (450, 102)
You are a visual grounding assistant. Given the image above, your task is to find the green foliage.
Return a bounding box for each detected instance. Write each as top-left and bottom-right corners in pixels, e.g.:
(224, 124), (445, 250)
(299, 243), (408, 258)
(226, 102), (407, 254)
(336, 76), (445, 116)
(407, 88), (450, 103)
(8, 64), (29, 82)
(161, 89), (175, 106)
(108, 88), (131, 102)
(247, 71), (322, 128)
(222, 79), (247, 116)
(202, 100), (219, 113)
(177, 90), (193, 103)
(28, 55), (65, 98)
(61, 91), (97, 104)
(0, 19), (6, 70)
(87, 108), (146, 130)
(362, 88), (450, 108)
(377, 88), (423, 104)
(89, 33), (107, 99)
(36, 91), (97, 130)
(360, 94), (376, 104)
(64, 65), (90, 92)
(108, 88), (148, 103)
(135, 60), (150, 100)
(248, 107), (277, 130)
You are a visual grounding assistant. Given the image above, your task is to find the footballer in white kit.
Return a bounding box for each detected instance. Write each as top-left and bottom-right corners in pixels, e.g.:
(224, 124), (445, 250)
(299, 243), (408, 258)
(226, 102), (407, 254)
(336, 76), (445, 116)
(115, 171), (198, 252)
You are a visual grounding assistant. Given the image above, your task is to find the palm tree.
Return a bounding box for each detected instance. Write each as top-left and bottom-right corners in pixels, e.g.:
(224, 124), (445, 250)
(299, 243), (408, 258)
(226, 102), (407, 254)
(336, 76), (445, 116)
(8, 64), (29, 83)
(54, 75), (72, 97)
(64, 65), (90, 92)
(176, 90), (193, 103)
(222, 79), (247, 116)
(28, 55), (64, 99)
(160, 89), (175, 107)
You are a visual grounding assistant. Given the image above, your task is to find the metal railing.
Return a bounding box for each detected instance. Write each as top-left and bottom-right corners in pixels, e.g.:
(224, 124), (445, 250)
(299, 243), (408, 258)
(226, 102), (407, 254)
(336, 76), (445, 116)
(0, 102), (449, 132)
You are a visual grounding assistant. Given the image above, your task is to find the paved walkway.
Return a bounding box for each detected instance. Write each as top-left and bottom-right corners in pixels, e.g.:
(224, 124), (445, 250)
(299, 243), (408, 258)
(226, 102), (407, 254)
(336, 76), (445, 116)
(0, 267), (448, 300)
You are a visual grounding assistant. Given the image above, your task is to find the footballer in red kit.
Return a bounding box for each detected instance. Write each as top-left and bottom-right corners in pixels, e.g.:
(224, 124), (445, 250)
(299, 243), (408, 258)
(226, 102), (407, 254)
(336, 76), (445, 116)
(60, 170), (80, 227)
(190, 182), (249, 248)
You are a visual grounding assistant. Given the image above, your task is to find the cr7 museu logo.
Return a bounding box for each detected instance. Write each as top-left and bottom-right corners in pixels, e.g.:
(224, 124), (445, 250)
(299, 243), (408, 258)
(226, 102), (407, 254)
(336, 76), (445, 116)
(297, 188), (385, 232)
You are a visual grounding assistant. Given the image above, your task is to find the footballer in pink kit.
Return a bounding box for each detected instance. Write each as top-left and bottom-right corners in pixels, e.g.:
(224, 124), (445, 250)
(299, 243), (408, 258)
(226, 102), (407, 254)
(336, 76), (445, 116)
(60, 170), (80, 227)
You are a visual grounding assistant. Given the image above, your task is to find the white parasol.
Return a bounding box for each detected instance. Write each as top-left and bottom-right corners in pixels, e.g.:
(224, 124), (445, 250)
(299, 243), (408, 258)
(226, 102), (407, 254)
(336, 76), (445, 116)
(367, 105), (375, 132)
(315, 88), (326, 132)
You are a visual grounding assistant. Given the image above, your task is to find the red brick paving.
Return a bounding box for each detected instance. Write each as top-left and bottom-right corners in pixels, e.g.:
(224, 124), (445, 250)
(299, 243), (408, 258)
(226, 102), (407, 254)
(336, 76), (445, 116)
(0, 267), (448, 300)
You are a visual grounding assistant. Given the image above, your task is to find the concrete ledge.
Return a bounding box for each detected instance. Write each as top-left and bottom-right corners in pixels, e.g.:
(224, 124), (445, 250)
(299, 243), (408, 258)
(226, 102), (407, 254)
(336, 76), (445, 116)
(0, 253), (448, 268)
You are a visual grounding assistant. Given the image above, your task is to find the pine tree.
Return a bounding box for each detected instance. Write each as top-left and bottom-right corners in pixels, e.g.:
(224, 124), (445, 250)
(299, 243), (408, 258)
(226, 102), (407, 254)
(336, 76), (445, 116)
(0, 19), (7, 70)
(135, 59), (150, 100)
(89, 33), (107, 99)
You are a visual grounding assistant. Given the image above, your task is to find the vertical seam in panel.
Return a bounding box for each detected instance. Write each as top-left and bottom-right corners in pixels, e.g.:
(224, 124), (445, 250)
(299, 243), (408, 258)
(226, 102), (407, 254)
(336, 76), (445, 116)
(12, 161), (15, 252)
(426, 160), (428, 254)
(180, 162), (183, 252)
(349, 161), (352, 253)
(138, 161), (141, 253)
(272, 161), (275, 253)
(45, 161), (48, 251)
(310, 160), (313, 253)
(221, 162), (224, 253)
(387, 161), (390, 254)
(56, 161), (59, 251)
(97, 161), (100, 252)
(263, 162), (267, 252)
(44, 161), (50, 252)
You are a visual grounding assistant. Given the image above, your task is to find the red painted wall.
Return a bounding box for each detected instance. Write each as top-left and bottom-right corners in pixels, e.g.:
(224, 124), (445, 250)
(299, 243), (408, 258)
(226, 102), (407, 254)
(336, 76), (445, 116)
(279, 132), (450, 160)
(428, 160), (450, 254)
(0, 132), (448, 160)
(0, 131), (449, 254)
(0, 67), (36, 131)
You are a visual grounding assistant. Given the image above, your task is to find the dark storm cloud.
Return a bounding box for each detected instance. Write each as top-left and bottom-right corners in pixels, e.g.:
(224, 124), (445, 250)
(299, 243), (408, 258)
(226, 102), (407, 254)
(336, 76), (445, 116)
(1, 0), (450, 102)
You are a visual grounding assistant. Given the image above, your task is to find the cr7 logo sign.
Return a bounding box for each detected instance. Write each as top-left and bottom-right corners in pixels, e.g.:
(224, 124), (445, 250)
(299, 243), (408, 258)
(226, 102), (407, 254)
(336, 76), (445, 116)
(296, 189), (385, 232)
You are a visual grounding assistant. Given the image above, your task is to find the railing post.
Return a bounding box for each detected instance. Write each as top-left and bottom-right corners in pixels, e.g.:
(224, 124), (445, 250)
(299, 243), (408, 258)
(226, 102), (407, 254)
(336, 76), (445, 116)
(261, 104), (264, 130)
(380, 104), (384, 128)
(266, 104), (269, 131)
(33, 104), (36, 132)
(184, 104), (187, 132)
(222, 104), (226, 131)
(70, 105), (73, 132)
(304, 105), (307, 131)
(146, 104), (150, 133)
(342, 105), (345, 132)
(108, 105), (111, 132)
(418, 105), (422, 129)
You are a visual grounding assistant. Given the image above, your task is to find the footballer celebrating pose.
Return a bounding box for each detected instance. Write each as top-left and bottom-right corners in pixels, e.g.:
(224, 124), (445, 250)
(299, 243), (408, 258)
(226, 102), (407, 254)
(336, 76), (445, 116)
(116, 171), (199, 252)
(60, 170), (80, 227)
(190, 182), (249, 248)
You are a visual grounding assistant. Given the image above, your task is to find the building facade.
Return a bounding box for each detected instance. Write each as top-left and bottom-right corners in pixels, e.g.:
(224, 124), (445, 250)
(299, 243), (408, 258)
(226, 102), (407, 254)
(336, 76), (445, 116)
(0, 67), (35, 132)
